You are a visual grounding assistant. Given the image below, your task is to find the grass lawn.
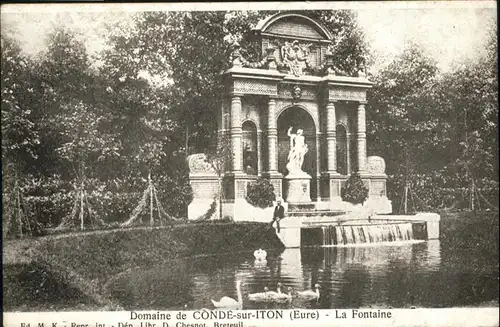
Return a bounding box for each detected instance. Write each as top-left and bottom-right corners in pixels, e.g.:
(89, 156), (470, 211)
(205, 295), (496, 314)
(3, 221), (282, 311)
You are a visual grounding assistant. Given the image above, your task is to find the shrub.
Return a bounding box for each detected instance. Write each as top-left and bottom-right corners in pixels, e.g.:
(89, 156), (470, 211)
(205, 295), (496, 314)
(246, 177), (276, 208)
(341, 173), (369, 204)
(222, 215), (234, 222)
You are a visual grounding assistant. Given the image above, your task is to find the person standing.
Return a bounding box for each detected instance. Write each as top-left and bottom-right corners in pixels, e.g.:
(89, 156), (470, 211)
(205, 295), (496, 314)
(271, 199), (285, 233)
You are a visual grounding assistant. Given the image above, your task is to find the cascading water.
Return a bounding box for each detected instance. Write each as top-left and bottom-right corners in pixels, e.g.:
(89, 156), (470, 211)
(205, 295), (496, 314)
(321, 222), (414, 246)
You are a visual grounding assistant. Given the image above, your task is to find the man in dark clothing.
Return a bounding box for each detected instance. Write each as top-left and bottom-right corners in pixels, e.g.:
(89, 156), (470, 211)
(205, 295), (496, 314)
(271, 200), (285, 233)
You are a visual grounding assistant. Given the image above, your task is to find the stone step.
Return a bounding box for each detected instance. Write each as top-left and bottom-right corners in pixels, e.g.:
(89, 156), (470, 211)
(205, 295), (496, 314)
(287, 203), (316, 211)
(287, 210), (346, 217)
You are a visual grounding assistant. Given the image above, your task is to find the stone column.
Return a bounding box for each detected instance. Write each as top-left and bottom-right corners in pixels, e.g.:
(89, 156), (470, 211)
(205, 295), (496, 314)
(265, 97), (282, 198)
(326, 101), (338, 174)
(325, 100), (342, 205)
(315, 133), (321, 201)
(346, 133), (351, 173)
(357, 101), (367, 173)
(231, 94), (243, 173)
(257, 130), (262, 176)
(267, 97), (278, 173)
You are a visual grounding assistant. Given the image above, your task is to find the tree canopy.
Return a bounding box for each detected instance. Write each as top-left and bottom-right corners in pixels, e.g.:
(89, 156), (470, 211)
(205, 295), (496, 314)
(367, 25), (498, 211)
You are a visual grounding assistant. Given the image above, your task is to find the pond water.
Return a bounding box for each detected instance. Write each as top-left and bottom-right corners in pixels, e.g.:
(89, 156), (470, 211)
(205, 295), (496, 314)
(106, 220), (499, 310)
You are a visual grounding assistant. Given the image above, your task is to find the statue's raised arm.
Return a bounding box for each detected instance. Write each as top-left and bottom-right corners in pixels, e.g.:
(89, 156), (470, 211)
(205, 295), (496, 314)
(287, 127), (294, 149)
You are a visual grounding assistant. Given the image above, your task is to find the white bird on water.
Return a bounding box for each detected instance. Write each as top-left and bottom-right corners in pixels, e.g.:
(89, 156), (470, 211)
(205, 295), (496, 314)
(211, 280), (243, 310)
(248, 286), (271, 302)
(273, 286), (293, 304)
(253, 249), (267, 261)
(296, 284), (321, 301)
(265, 282), (284, 298)
(266, 283), (293, 303)
(254, 283), (292, 303)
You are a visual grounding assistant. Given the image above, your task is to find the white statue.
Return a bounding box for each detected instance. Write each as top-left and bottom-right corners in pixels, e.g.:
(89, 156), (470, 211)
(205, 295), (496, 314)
(286, 127), (308, 176)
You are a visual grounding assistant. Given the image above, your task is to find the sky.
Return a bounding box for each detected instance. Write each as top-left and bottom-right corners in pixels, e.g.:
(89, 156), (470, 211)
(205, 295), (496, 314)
(1, 2), (497, 73)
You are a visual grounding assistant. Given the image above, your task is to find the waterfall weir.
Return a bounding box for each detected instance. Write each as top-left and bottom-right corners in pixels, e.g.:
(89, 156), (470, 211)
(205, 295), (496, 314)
(321, 222), (414, 246)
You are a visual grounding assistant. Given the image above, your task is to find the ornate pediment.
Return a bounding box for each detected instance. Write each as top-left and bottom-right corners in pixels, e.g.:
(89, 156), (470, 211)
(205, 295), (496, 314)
(225, 13), (372, 81)
(249, 13), (334, 76)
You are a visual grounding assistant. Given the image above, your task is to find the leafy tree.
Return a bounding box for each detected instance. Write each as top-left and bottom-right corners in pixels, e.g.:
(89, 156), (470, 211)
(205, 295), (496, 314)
(26, 27), (97, 178)
(437, 24), (498, 209)
(307, 10), (373, 74)
(1, 35), (41, 237)
(1, 35), (40, 171)
(98, 18), (193, 222)
(366, 40), (446, 210)
(205, 134), (232, 219)
(54, 100), (121, 230)
(367, 40), (443, 175)
(368, 26), (498, 211)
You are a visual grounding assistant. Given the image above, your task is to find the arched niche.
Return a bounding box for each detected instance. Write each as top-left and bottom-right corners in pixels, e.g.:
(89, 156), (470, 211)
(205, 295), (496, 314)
(336, 124), (348, 175)
(242, 120), (258, 175)
(277, 106), (317, 199)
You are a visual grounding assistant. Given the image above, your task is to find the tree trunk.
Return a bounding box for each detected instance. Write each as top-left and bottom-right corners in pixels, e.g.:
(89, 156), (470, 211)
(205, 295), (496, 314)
(15, 179), (23, 237)
(218, 177), (223, 220)
(152, 185), (163, 225)
(149, 171), (154, 226)
(80, 185), (84, 230)
(185, 126), (189, 156)
(470, 179), (475, 212)
(404, 183), (408, 215)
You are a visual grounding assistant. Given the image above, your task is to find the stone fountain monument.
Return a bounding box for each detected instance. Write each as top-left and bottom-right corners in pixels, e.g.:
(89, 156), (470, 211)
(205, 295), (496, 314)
(185, 12), (440, 248)
(186, 12), (393, 220)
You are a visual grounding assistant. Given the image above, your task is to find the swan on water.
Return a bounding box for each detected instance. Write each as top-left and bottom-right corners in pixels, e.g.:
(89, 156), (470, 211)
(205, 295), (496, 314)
(273, 286), (293, 303)
(265, 282), (283, 298)
(211, 280), (243, 309)
(263, 283), (293, 303)
(296, 283), (321, 301)
(253, 249), (267, 261)
(248, 286), (271, 302)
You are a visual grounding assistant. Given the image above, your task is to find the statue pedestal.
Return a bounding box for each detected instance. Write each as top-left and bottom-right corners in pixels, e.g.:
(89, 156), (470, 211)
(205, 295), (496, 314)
(285, 174), (312, 204)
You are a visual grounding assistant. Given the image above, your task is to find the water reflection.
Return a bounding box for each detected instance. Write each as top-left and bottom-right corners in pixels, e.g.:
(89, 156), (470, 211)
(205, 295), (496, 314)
(105, 239), (498, 310)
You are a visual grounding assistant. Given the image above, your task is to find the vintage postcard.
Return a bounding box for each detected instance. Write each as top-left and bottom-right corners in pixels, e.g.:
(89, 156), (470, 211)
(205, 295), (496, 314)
(2, 1), (498, 327)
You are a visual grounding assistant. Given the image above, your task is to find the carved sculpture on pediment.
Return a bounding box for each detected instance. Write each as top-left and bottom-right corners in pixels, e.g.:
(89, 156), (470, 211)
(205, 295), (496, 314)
(280, 40), (313, 76)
